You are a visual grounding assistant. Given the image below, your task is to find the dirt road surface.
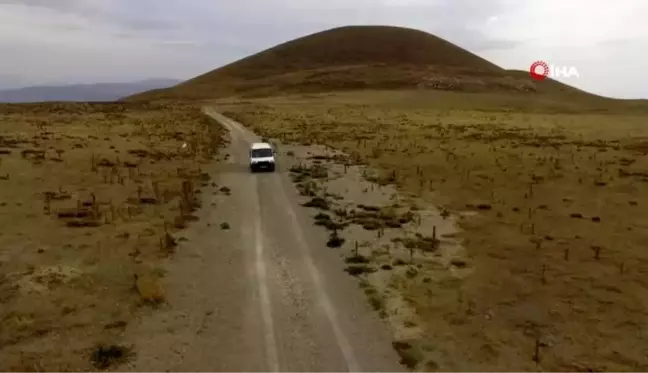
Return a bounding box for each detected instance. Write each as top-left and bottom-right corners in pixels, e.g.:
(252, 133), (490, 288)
(124, 109), (404, 372)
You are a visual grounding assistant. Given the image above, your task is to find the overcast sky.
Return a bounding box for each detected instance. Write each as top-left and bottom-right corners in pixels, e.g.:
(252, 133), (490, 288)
(0, 0), (646, 98)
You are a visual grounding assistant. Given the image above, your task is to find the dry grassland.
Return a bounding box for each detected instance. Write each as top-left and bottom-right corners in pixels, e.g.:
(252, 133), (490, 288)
(0, 102), (224, 371)
(218, 90), (648, 371)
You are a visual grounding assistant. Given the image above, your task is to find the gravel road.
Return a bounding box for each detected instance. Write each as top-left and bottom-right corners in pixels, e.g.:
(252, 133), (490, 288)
(125, 109), (405, 372)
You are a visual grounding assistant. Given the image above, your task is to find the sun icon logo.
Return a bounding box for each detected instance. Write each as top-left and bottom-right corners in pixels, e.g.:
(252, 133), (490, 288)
(529, 60), (549, 81)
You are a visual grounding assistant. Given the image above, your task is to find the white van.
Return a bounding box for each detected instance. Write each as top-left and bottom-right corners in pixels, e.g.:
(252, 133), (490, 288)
(249, 142), (276, 172)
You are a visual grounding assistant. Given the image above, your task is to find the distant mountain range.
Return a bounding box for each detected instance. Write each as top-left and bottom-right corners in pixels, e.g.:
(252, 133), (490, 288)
(0, 79), (181, 103)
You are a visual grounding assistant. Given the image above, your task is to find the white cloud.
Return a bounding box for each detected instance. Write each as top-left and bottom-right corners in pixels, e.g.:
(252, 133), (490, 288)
(0, 2), (221, 85)
(483, 0), (648, 47)
(476, 0), (648, 98)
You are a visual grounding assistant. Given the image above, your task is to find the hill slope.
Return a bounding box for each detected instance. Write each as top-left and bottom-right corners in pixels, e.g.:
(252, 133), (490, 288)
(124, 26), (621, 103)
(192, 24), (503, 79)
(1, 79), (180, 103)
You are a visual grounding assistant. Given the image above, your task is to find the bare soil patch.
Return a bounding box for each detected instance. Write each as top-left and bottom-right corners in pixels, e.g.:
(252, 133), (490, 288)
(280, 143), (465, 370)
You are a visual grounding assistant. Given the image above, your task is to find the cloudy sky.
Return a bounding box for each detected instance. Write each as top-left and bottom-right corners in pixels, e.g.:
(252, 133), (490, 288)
(0, 0), (646, 98)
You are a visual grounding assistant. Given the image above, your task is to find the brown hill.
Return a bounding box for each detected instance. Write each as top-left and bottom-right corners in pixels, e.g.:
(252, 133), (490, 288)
(124, 25), (630, 103)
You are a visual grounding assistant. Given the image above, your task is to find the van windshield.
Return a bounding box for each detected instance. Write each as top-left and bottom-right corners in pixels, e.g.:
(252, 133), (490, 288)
(251, 148), (273, 158)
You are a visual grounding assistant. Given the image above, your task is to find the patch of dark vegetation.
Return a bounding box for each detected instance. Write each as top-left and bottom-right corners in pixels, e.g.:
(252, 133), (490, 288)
(44, 190), (71, 201)
(314, 212), (349, 230)
(290, 172), (308, 183)
(392, 340), (423, 370)
(327, 230), (345, 248)
(56, 208), (90, 219)
(450, 258), (469, 268)
(345, 254), (370, 264)
(303, 196), (330, 210)
(66, 218), (102, 228)
(368, 293), (385, 312)
(296, 180), (317, 196)
(333, 208), (348, 217)
(358, 218), (381, 230)
(350, 206), (415, 230)
(384, 219), (403, 228)
(90, 344), (132, 370)
(314, 212), (330, 221)
(393, 235), (440, 252)
(345, 264), (376, 276)
(465, 202), (493, 210)
(104, 320), (127, 330)
(358, 204), (381, 212)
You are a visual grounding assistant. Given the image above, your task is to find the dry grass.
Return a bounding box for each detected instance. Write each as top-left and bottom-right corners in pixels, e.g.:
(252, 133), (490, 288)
(0, 102), (225, 371)
(217, 90), (648, 371)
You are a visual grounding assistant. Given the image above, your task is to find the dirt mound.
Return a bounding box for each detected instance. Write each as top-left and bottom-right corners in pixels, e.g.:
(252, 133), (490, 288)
(126, 25), (604, 101)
